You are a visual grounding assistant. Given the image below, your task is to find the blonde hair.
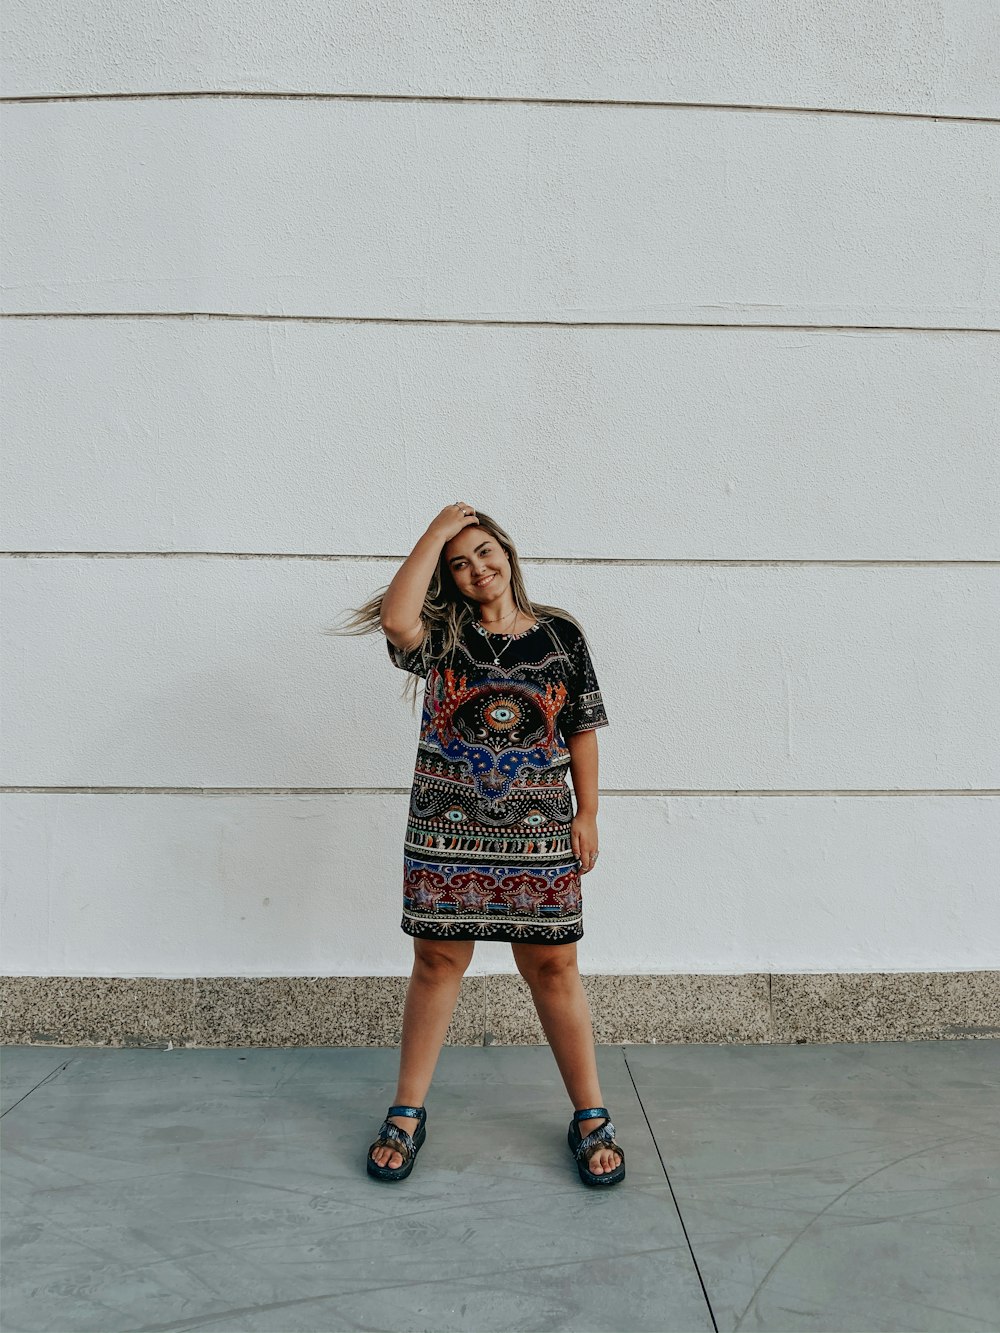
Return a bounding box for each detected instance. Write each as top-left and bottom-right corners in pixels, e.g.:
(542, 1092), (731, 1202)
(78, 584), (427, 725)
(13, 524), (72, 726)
(324, 511), (585, 711)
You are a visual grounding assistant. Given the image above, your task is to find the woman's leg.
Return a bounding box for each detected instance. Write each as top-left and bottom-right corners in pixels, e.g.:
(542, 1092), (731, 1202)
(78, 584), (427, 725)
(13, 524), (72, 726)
(510, 939), (622, 1175)
(369, 936), (475, 1168)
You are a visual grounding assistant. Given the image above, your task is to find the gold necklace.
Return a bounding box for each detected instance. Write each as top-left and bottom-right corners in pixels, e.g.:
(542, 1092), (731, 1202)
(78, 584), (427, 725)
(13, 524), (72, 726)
(478, 605), (518, 632)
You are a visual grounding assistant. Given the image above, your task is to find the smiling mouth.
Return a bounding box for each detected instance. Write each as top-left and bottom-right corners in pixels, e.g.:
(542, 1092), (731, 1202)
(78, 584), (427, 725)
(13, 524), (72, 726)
(474, 574), (497, 587)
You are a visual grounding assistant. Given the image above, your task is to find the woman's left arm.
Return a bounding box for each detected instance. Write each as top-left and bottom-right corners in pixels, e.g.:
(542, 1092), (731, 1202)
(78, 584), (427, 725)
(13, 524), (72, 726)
(567, 729), (600, 872)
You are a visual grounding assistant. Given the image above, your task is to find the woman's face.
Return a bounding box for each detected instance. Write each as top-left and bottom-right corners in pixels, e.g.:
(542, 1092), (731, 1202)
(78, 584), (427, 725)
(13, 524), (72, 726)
(444, 527), (512, 606)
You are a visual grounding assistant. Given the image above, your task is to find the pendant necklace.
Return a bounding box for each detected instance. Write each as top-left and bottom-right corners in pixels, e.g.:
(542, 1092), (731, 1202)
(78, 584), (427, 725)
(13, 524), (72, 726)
(473, 606), (519, 666)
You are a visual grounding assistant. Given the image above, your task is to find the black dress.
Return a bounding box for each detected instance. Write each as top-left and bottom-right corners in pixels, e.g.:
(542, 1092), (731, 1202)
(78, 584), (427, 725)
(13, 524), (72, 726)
(386, 612), (609, 942)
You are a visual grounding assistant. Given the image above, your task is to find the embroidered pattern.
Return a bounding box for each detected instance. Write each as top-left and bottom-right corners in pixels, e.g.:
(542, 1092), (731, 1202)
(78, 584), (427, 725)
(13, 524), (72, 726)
(387, 614), (609, 943)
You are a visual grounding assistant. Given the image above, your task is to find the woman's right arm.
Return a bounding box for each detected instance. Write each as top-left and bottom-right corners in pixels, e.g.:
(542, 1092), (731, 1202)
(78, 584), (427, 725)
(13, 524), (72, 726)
(381, 504), (479, 650)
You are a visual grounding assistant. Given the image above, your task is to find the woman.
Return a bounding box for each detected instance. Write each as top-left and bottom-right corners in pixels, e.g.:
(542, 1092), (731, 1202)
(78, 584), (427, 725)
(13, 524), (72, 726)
(336, 502), (625, 1187)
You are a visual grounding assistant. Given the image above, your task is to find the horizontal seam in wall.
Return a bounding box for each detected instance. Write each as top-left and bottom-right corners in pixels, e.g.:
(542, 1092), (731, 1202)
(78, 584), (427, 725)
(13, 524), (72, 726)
(2, 90), (997, 126)
(3, 314), (999, 335)
(3, 554), (998, 566)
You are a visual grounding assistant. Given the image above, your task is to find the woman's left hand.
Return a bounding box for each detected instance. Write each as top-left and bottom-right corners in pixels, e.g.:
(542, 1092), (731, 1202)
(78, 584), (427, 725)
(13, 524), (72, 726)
(571, 812), (600, 874)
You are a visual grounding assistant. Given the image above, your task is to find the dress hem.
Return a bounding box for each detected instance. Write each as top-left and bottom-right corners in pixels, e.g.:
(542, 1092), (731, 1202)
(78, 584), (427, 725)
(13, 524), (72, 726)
(401, 916), (583, 944)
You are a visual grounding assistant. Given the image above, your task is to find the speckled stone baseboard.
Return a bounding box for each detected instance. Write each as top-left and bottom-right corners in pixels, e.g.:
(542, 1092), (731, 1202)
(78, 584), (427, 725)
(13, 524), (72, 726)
(2, 972), (997, 1046)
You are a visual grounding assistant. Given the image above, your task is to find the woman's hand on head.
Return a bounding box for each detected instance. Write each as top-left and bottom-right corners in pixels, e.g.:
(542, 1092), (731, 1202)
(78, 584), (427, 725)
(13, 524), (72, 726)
(427, 502), (480, 543)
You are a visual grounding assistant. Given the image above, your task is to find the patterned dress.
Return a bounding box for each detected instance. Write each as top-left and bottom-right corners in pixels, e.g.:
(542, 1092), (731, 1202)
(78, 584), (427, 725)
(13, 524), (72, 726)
(387, 612), (609, 943)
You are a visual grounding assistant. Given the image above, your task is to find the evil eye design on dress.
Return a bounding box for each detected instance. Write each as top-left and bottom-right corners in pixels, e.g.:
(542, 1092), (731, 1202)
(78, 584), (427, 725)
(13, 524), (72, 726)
(523, 810), (547, 827)
(453, 685), (547, 746)
(483, 697), (521, 731)
(443, 807), (466, 822)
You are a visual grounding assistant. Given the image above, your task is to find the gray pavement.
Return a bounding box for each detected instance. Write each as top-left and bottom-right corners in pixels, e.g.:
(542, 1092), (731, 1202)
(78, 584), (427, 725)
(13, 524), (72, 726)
(1, 1039), (997, 1333)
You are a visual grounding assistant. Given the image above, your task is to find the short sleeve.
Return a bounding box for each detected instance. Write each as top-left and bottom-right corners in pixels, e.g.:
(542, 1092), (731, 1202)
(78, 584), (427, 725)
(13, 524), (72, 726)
(560, 624), (609, 736)
(385, 622), (440, 678)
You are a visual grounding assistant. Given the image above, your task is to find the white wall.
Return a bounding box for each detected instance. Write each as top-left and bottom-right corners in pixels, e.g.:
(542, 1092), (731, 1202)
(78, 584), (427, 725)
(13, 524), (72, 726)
(2, 2), (998, 977)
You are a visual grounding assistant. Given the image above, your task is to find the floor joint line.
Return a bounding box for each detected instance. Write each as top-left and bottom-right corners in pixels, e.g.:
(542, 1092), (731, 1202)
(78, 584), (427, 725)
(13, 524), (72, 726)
(622, 1044), (719, 1332)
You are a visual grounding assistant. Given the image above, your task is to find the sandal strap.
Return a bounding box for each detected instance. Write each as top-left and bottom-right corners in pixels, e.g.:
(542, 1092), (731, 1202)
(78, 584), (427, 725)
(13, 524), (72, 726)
(573, 1106), (610, 1123)
(370, 1120), (415, 1160)
(574, 1119), (624, 1164)
(387, 1104), (425, 1120)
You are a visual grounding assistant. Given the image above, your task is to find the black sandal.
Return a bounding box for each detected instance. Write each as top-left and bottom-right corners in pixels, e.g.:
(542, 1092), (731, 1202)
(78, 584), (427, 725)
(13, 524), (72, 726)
(568, 1106), (626, 1187)
(366, 1103), (427, 1181)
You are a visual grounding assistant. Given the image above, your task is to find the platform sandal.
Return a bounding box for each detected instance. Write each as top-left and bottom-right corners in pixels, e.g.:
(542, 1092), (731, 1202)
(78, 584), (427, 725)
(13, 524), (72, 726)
(568, 1106), (626, 1187)
(366, 1104), (427, 1181)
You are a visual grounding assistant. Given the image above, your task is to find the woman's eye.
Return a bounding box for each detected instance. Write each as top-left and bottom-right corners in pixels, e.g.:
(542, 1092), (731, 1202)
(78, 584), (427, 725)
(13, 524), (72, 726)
(457, 547), (490, 567)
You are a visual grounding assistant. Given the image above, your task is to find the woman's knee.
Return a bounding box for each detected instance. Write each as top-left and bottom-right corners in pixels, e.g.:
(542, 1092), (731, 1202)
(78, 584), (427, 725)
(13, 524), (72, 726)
(413, 938), (474, 976)
(512, 941), (578, 987)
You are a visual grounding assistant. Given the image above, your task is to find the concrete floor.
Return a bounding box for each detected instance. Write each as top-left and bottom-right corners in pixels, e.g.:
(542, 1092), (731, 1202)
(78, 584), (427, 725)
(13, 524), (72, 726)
(1, 1039), (997, 1333)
